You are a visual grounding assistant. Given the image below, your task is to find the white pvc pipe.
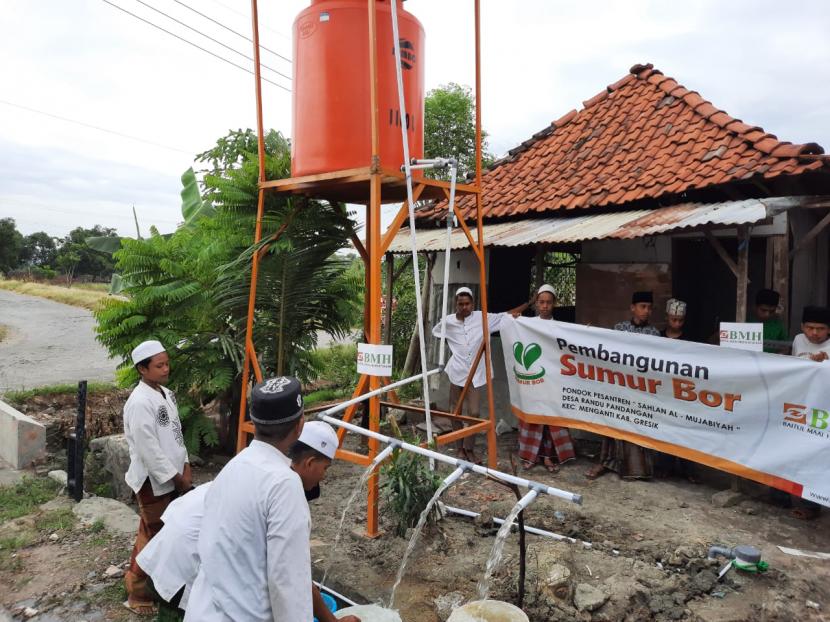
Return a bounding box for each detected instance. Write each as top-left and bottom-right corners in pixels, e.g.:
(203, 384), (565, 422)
(313, 581), (359, 607)
(390, 0), (434, 464)
(437, 164), (457, 368)
(319, 413), (583, 505)
(320, 368), (441, 417)
(441, 504), (592, 547)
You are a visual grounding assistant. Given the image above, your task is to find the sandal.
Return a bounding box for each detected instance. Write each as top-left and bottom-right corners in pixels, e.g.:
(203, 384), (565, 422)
(522, 460), (536, 471)
(543, 458), (559, 473)
(585, 464), (608, 480)
(123, 600), (157, 616)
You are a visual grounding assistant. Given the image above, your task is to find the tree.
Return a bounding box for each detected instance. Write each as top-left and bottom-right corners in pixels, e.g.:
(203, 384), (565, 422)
(95, 129), (361, 453)
(19, 232), (57, 268)
(0, 218), (23, 273)
(56, 246), (82, 287)
(60, 226), (118, 279)
(423, 83), (495, 180)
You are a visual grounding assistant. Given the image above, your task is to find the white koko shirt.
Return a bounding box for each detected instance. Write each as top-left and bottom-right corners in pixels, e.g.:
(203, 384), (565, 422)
(123, 381), (188, 496)
(792, 333), (830, 360)
(432, 310), (507, 388)
(184, 440), (312, 622)
(136, 482), (211, 609)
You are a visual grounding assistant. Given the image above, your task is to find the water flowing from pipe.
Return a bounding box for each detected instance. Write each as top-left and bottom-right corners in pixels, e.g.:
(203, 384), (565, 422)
(476, 490), (539, 600)
(321, 444), (395, 585)
(388, 466), (466, 608)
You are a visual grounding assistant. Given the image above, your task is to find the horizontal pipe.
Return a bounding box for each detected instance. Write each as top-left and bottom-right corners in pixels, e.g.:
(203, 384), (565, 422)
(321, 368), (441, 418)
(441, 504), (592, 547)
(319, 413), (582, 505)
(313, 581), (359, 607)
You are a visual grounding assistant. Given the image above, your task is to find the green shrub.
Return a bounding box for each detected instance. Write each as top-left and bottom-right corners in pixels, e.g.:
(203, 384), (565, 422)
(381, 437), (442, 537)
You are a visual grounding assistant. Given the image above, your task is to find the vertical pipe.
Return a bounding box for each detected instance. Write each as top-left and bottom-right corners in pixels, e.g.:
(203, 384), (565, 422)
(367, 0), (380, 165)
(472, 0), (497, 469)
(74, 380), (87, 502)
(385, 252), (395, 345)
(236, 0), (268, 453)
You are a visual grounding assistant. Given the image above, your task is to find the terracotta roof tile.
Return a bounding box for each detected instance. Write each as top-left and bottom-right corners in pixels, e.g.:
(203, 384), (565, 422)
(424, 63), (829, 221)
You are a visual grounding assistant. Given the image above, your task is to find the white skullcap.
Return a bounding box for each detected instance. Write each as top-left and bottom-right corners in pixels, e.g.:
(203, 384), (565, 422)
(537, 284), (557, 297)
(455, 286), (473, 298)
(131, 340), (166, 365)
(299, 421), (339, 460)
(666, 298), (687, 316)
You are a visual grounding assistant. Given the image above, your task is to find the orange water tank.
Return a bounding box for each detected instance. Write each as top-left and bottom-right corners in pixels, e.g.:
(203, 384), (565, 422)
(291, 0), (425, 178)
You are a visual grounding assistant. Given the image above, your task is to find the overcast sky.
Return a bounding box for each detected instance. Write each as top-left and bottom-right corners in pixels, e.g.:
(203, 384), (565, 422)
(1, 0), (828, 237)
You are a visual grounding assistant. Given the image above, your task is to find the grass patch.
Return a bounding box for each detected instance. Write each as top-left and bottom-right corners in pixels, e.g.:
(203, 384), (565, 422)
(0, 324), (7, 343)
(90, 518), (106, 534)
(0, 279), (117, 311)
(0, 534), (35, 571)
(305, 387), (351, 407)
(0, 477), (60, 522)
(94, 582), (128, 606)
(35, 507), (77, 533)
(3, 381), (117, 405)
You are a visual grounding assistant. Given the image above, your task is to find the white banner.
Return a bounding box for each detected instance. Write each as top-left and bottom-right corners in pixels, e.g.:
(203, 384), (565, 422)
(500, 317), (830, 506)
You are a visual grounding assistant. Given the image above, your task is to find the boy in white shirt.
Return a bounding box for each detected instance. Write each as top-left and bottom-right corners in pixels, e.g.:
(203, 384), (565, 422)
(792, 306), (830, 362)
(123, 340), (191, 615)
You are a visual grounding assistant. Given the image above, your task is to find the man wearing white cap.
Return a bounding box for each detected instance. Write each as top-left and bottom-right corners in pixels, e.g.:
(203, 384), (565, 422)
(137, 421), (359, 622)
(123, 340), (190, 615)
(290, 422), (360, 622)
(432, 286), (528, 463)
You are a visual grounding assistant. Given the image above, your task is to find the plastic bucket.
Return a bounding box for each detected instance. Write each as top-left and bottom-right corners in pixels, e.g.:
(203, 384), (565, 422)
(446, 599), (529, 622)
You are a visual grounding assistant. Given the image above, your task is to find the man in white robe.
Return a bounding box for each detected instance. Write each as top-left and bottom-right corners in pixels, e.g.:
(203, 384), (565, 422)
(185, 376), (312, 622)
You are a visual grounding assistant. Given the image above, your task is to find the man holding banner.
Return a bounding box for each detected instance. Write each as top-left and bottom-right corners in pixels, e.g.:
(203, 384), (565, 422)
(587, 291), (659, 480)
(432, 286), (528, 464)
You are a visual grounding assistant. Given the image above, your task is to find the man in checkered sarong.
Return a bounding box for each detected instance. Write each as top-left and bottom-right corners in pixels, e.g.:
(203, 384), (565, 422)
(517, 285), (575, 472)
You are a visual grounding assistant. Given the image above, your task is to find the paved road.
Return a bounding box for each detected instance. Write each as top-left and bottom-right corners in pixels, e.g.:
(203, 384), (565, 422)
(0, 290), (115, 392)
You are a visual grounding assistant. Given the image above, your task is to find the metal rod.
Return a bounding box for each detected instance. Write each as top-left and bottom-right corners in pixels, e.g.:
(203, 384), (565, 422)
(319, 413), (582, 505)
(322, 368), (442, 418)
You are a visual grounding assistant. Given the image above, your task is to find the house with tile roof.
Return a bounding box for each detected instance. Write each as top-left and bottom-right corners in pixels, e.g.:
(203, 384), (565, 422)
(391, 62), (830, 338)
(388, 63), (830, 425)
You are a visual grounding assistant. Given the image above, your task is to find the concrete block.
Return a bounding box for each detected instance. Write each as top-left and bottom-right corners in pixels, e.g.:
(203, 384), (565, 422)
(0, 399), (46, 468)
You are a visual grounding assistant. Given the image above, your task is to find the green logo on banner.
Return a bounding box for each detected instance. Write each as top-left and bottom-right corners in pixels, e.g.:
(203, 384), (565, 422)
(513, 341), (545, 381)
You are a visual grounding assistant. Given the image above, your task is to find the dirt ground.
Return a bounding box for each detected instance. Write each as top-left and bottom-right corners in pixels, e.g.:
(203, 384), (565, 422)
(313, 430), (830, 622)
(6, 394), (830, 621)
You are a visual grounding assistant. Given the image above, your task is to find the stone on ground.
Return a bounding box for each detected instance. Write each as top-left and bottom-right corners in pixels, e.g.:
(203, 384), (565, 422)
(48, 469), (67, 486)
(84, 434), (131, 500)
(73, 497), (138, 536)
(574, 583), (608, 612)
(711, 489), (743, 508)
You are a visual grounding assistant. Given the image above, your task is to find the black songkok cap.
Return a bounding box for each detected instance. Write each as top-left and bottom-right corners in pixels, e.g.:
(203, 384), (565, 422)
(755, 288), (780, 307)
(251, 376), (304, 425)
(802, 306), (830, 326)
(632, 291), (653, 304)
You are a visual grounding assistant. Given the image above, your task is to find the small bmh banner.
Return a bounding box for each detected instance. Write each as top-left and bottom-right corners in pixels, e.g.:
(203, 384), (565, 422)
(719, 322), (763, 352)
(500, 317), (830, 507)
(357, 343), (393, 377)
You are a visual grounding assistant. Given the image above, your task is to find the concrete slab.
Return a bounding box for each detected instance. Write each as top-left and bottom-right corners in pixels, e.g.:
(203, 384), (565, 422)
(0, 400), (45, 468)
(0, 462), (25, 487)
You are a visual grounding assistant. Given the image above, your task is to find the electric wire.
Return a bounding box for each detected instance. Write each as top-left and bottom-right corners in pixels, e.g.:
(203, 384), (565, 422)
(0, 99), (193, 155)
(133, 0), (291, 82)
(100, 0), (290, 93)
(172, 0), (292, 65)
